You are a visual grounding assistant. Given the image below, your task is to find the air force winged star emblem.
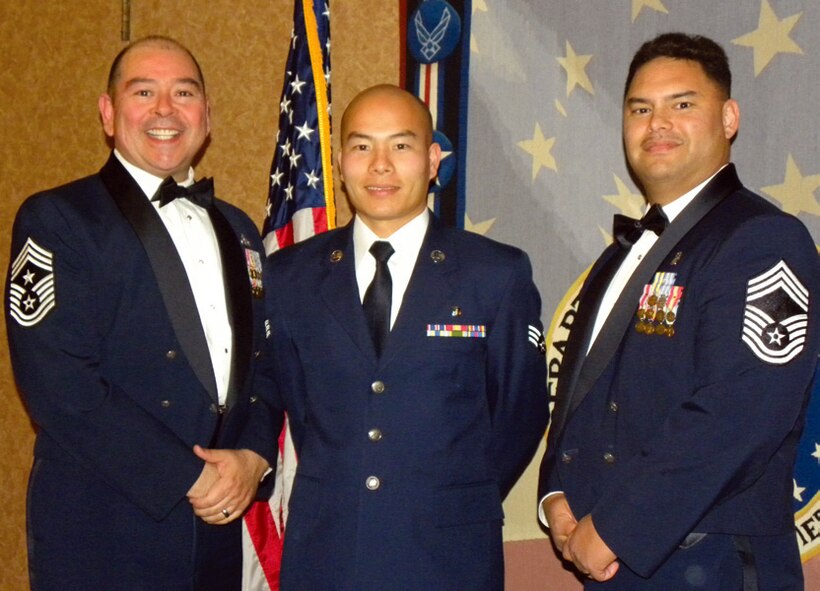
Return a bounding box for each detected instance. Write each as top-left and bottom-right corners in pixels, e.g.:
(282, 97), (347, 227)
(742, 260), (809, 365)
(415, 7), (451, 61)
(8, 237), (56, 327)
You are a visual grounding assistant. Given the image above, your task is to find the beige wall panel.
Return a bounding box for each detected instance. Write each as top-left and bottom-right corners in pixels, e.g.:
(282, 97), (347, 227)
(0, 4), (119, 589)
(329, 0), (401, 224)
(0, 1), (397, 587)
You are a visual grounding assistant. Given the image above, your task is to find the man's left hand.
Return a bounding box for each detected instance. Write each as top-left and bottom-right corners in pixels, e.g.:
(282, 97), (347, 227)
(563, 515), (619, 581)
(188, 445), (269, 524)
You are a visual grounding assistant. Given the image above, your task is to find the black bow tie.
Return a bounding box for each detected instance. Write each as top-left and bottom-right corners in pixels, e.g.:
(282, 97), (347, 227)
(613, 204), (669, 249)
(152, 176), (215, 209)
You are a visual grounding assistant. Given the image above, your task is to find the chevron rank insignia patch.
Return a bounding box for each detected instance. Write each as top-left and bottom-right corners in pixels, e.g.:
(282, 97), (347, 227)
(741, 260), (808, 365)
(528, 324), (546, 355)
(8, 237), (56, 327)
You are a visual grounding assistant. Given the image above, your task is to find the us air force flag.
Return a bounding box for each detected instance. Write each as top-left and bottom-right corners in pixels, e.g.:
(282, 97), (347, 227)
(404, 0), (467, 226)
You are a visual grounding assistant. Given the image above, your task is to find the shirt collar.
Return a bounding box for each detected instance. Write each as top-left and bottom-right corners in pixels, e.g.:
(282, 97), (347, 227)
(353, 210), (430, 264)
(658, 164), (727, 223)
(113, 149), (196, 200)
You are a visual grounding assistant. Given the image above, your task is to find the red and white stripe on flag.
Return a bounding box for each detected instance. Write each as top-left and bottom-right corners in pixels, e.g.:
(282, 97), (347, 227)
(243, 0), (334, 589)
(262, 206), (330, 256)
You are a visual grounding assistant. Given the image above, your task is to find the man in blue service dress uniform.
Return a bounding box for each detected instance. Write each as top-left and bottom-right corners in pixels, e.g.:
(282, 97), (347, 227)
(538, 33), (818, 590)
(5, 37), (277, 590)
(259, 84), (549, 590)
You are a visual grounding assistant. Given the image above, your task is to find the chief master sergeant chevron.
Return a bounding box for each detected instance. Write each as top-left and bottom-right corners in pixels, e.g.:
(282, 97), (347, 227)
(258, 84), (549, 590)
(538, 33), (818, 589)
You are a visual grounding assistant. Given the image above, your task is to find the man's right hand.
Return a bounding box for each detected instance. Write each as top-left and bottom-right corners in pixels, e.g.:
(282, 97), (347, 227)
(187, 461), (220, 499)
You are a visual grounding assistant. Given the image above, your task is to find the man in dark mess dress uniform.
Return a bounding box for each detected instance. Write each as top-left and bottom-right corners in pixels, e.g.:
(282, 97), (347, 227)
(539, 33), (818, 590)
(5, 36), (279, 591)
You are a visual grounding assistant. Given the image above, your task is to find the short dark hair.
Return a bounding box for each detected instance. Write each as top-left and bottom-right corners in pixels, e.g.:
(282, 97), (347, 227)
(106, 35), (205, 98)
(625, 33), (731, 99)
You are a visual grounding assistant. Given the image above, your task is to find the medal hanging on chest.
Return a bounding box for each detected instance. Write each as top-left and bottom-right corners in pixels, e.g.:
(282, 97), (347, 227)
(635, 272), (684, 337)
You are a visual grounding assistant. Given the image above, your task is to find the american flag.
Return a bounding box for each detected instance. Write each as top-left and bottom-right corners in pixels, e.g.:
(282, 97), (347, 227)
(261, 0), (334, 255)
(243, 1), (333, 589)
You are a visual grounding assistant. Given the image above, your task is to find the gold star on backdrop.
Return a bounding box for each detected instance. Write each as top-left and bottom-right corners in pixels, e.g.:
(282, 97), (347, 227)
(760, 154), (820, 218)
(632, 0), (668, 22)
(732, 0), (803, 76)
(812, 443), (820, 462)
(518, 123), (557, 181)
(464, 214), (496, 236)
(603, 174), (645, 218)
(554, 99), (567, 117)
(556, 41), (594, 96)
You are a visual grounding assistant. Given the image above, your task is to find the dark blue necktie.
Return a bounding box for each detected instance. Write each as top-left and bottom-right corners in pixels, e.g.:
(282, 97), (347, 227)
(152, 176), (215, 209)
(363, 241), (394, 356)
(613, 204), (669, 249)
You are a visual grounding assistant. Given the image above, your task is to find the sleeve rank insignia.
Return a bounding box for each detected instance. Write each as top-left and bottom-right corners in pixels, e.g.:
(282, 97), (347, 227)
(8, 237), (56, 327)
(528, 324), (546, 354)
(742, 260), (809, 365)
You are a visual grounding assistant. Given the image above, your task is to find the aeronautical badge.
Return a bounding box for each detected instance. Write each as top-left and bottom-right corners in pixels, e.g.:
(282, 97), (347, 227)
(8, 237), (56, 327)
(528, 324), (546, 355)
(742, 260), (809, 365)
(244, 247), (264, 299)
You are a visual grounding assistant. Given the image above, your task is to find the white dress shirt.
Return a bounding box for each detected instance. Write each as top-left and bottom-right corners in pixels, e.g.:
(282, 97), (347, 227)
(586, 168), (723, 351)
(114, 150), (232, 404)
(539, 166), (725, 526)
(353, 210), (429, 328)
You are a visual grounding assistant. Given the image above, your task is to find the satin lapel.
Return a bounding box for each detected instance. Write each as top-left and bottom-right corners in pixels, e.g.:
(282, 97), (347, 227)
(567, 165), (742, 418)
(100, 154), (219, 402)
(549, 245), (626, 440)
(381, 219), (458, 366)
(209, 204), (253, 409)
(318, 225), (377, 363)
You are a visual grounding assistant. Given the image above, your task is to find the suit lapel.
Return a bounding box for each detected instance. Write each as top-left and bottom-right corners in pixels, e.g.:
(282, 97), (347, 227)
(210, 204), (253, 409)
(318, 225), (378, 363)
(100, 154), (219, 403)
(564, 165), (743, 424)
(549, 245), (626, 440)
(381, 218), (459, 366)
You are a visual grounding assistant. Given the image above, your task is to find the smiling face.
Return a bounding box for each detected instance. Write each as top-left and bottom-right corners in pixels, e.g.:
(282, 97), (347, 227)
(99, 42), (210, 181)
(623, 57), (739, 205)
(338, 85), (441, 237)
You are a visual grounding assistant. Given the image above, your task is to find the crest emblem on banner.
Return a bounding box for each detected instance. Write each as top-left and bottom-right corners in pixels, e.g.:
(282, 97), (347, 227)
(408, 0), (461, 64)
(741, 260), (809, 365)
(8, 237), (56, 327)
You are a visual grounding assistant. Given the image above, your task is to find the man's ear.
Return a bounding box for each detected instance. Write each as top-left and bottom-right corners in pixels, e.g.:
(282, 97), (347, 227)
(99, 93), (115, 137)
(722, 98), (739, 140)
(428, 142), (442, 181)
